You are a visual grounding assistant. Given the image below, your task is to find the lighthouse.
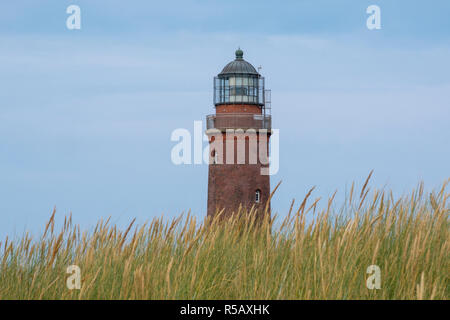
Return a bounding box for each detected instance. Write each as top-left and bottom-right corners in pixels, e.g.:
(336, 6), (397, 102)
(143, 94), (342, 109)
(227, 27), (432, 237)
(206, 49), (272, 220)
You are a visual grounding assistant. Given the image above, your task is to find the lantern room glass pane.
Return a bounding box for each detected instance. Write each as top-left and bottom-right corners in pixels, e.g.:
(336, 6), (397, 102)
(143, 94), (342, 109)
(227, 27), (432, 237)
(214, 75), (264, 105)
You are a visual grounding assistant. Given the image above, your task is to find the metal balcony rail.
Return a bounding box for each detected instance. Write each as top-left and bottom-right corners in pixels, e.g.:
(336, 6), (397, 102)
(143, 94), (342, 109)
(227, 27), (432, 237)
(206, 113), (272, 131)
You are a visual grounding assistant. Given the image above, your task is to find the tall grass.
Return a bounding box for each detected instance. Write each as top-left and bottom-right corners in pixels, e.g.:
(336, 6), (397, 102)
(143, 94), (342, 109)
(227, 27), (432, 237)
(0, 178), (448, 300)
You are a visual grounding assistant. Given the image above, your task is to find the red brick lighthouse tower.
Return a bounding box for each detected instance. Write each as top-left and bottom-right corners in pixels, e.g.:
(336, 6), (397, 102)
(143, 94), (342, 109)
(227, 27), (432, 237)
(206, 49), (272, 219)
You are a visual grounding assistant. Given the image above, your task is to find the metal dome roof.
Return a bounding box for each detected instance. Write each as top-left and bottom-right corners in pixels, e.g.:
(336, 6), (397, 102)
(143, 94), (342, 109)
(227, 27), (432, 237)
(218, 49), (259, 76)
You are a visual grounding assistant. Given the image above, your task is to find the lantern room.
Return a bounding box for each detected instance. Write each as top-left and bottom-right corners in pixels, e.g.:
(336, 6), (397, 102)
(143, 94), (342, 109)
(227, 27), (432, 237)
(214, 49), (265, 106)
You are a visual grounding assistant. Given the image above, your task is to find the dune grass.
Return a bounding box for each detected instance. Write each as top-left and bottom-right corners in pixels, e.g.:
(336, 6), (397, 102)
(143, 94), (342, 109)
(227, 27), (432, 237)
(0, 178), (448, 300)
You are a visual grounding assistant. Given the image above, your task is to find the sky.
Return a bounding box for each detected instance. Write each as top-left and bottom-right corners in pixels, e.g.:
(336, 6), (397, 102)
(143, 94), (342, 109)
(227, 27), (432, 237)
(0, 0), (449, 239)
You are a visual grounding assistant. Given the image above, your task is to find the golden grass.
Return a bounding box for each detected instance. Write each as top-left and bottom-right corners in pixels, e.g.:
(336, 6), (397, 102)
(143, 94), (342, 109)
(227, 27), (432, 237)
(0, 178), (448, 300)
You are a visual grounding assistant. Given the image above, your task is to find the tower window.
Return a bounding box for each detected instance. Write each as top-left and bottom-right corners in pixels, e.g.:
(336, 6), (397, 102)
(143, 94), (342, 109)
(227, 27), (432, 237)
(212, 150), (218, 164)
(255, 189), (261, 203)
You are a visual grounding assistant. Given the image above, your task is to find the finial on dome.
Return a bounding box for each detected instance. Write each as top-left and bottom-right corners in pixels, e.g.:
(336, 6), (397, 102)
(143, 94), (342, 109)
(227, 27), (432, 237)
(235, 48), (244, 60)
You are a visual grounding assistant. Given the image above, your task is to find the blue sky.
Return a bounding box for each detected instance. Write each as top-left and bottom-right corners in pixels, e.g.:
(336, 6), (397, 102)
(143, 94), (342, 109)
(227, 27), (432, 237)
(0, 1), (449, 238)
